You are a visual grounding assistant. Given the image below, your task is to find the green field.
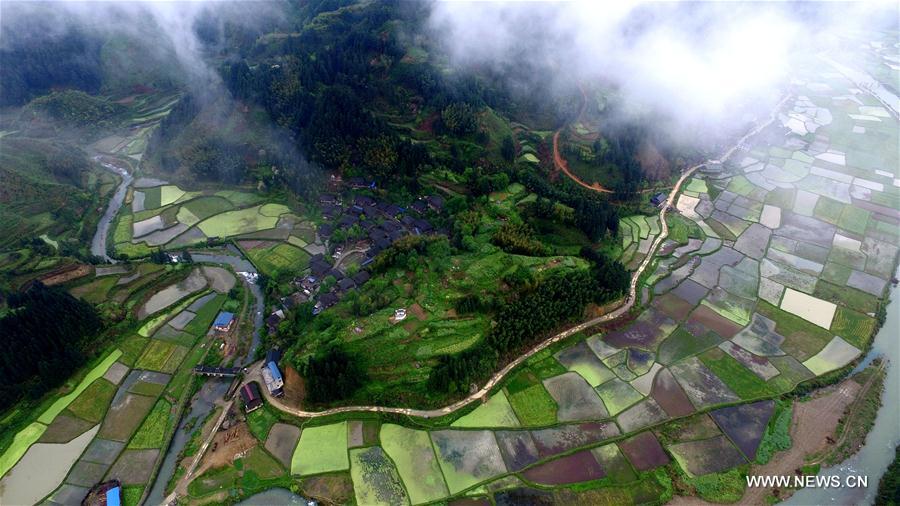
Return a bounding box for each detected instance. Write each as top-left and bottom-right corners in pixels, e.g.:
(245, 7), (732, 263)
(67, 378), (117, 423)
(290, 422), (349, 476)
(136, 340), (188, 373)
(699, 348), (773, 399)
(37, 349), (123, 424)
(380, 424), (449, 504)
(507, 384), (557, 426)
(197, 204), (288, 237)
(128, 399), (172, 449)
(0, 422), (46, 478)
(451, 391), (520, 428)
(246, 242), (311, 280)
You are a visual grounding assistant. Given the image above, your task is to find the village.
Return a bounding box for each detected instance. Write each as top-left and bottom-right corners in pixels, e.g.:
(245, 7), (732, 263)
(265, 178), (447, 331)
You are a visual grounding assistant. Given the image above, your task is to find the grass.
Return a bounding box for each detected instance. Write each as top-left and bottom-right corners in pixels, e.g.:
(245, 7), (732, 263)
(197, 204), (287, 237)
(128, 398), (172, 449)
(699, 348), (773, 399)
(756, 400), (792, 464)
(246, 242), (311, 280)
(837, 205), (870, 235)
(67, 378), (117, 423)
(726, 175), (755, 196)
(247, 404), (280, 441)
(181, 196), (234, 222)
(666, 214), (703, 244)
(71, 276), (120, 304)
(531, 357), (568, 379)
(136, 340), (188, 373)
(142, 186), (162, 209)
(0, 422), (46, 478)
(291, 422), (349, 476)
(37, 349), (123, 424)
(122, 485), (144, 506)
(814, 280), (880, 315)
(507, 384), (557, 426)
(658, 328), (721, 365)
(813, 197), (844, 224)
(450, 391), (520, 427)
(756, 301), (833, 360)
(831, 306), (876, 349)
(188, 464), (239, 497)
(119, 335), (149, 366)
(679, 466), (747, 503)
(182, 294), (227, 336)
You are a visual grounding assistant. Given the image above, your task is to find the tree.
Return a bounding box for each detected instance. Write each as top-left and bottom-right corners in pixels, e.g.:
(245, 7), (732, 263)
(501, 136), (515, 162)
(441, 103), (477, 135)
(302, 346), (366, 402)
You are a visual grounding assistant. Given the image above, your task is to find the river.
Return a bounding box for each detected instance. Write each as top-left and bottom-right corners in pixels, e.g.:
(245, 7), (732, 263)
(145, 246), (266, 504)
(90, 156), (132, 262)
(786, 268), (900, 505)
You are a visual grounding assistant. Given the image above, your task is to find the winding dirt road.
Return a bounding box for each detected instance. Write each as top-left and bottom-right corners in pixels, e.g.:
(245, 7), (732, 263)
(244, 94), (792, 420)
(552, 84), (614, 193)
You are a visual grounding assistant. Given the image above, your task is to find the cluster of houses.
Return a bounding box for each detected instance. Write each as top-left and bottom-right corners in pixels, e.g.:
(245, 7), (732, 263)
(266, 192), (446, 327)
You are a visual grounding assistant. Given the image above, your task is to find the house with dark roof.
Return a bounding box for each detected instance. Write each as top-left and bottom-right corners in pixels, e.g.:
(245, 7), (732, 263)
(319, 194), (339, 205)
(322, 204), (341, 220)
(338, 214), (359, 229)
(265, 310), (285, 333)
(313, 292), (339, 315)
(354, 195), (376, 207)
(352, 270), (370, 285)
(348, 177), (376, 189)
(318, 223), (334, 238)
(240, 382), (263, 412)
(310, 259), (331, 277)
(409, 200), (427, 214)
(413, 219), (433, 235)
(327, 268), (345, 281)
(337, 277), (356, 293)
(381, 220), (402, 233)
(401, 215), (416, 227)
(426, 195), (445, 212)
(376, 202), (402, 218)
(650, 192), (668, 207)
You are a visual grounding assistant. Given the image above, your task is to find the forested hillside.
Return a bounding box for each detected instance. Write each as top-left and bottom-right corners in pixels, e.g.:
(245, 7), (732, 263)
(0, 283), (104, 411)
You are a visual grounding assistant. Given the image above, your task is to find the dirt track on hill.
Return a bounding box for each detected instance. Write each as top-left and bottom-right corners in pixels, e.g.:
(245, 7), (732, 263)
(552, 84), (614, 194)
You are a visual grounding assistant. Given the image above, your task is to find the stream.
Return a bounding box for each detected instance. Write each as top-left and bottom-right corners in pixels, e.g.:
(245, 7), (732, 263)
(785, 268), (900, 505)
(90, 156), (132, 262)
(145, 246), (265, 504)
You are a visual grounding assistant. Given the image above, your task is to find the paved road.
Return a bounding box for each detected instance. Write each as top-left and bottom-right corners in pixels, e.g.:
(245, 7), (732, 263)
(242, 94), (792, 420)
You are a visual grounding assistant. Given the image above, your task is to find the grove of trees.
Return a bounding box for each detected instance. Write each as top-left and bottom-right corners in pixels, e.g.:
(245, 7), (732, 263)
(0, 283), (104, 411)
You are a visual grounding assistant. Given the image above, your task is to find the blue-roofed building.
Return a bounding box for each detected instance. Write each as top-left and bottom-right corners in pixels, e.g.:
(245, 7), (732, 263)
(213, 311), (235, 332)
(106, 485), (121, 506)
(262, 360), (285, 397)
(262, 350), (285, 397)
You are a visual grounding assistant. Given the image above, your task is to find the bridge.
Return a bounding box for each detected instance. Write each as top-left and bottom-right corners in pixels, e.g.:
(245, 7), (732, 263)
(193, 365), (242, 378)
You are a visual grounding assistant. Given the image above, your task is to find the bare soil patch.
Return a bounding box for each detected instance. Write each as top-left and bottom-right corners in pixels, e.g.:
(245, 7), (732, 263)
(738, 379), (861, 505)
(196, 421), (257, 476)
